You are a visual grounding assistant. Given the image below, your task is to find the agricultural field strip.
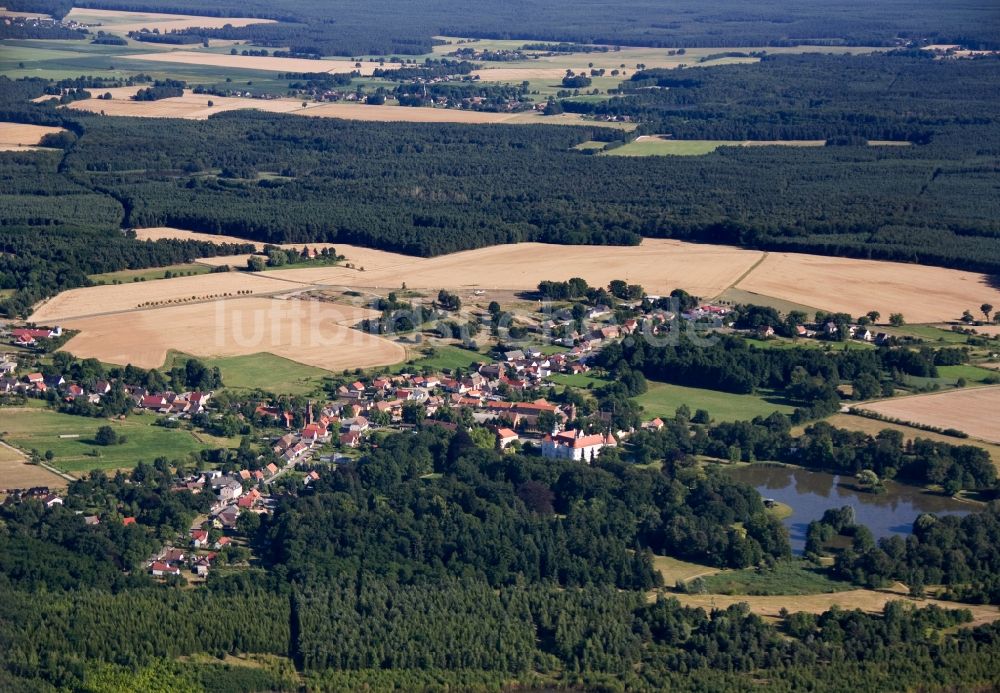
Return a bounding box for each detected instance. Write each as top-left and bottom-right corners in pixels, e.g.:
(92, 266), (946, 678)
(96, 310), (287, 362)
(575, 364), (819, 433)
(62, 89), (604, 125)
(63, 7), (276, 33)
(0, 121), (66, 150)
(125, 231), (1000, 324)
(854, 386), (1000, 444)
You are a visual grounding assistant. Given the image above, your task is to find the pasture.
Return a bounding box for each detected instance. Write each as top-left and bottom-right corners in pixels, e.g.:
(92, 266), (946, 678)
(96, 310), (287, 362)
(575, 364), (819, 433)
(604, 136), (825, 157)
(0, 408), (218, 473)
(164, 351), (331, 395)
(695, 561), (852, 596)
(635, 381), (796, 423)
(57, 297), (405, 372)
(88, 262), (210, 284)
(855, 386), (1000, 444)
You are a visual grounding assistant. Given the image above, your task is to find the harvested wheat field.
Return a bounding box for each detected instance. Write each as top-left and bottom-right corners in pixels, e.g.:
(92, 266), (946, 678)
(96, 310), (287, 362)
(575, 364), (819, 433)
(736, 252), (1000, 324)
(271, 239), (765, 298)
(66, 89), (593, 125)
(67, 91), (310, 120)
(856, 387), (1000, 444)
(300, 102), (566, 124)
(0, 122), (65, 151)
(818, 413), (1000, 467)
(0, 441), (68, 491)
(64, 7), (274, 33)
(124, 51), (390, 75)
(59, 297), (402, 371)
(670, 586), (1000, 626)
(133, 228), (412, 272)
(30, 272), (312, 322)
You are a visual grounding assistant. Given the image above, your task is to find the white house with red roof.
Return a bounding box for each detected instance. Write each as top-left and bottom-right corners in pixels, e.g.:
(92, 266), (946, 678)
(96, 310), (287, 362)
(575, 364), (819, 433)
(541, 429), (616, 463)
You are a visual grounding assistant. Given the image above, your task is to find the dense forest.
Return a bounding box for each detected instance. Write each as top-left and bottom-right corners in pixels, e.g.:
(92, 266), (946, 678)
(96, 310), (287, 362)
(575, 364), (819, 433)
(7, 0), (1000, 55)
(2, 427), (1000, 690)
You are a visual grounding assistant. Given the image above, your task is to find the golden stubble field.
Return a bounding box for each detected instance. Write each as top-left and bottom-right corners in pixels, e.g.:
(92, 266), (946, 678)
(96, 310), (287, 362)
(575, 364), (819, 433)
(64, 89), (597, 125)
(736, 252), (1000, 324)
(64, 7), (275, 33)
(129, 229), (1000, 323)
(0, 122), (65, 151)
(58, 297), (404, 371)
(856, 387), (1000, 444)
(268, 239), (766, 299)
(29, 271), (315, 322)
(0, 441), (67, 491)
(123, 50), (386, 75)
(669, 587), (1000, 626)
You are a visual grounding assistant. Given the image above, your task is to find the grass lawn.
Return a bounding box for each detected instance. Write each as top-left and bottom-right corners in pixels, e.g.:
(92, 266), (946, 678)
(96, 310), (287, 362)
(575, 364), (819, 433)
(548, 372), (608, 390)
(165, 350), (330, 396)
(635, 381), (796, 423)
(393, 344), (486, 373)
(605, 139), (727, 157)
(884, 324), (970, 344)
(696, 560), (853, 596)
(572, 140), (607, 151)
(0, 408), (223, 473)
(936, 364), (999, 384)
(89, 263), (211, 284)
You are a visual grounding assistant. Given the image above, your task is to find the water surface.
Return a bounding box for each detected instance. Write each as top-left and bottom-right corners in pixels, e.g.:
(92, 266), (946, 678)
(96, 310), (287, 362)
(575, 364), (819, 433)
(726, 464), (973, 554)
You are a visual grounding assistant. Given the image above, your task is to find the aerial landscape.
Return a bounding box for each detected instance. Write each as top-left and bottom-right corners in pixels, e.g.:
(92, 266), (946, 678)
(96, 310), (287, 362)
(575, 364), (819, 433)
(1, 0), (999, 690)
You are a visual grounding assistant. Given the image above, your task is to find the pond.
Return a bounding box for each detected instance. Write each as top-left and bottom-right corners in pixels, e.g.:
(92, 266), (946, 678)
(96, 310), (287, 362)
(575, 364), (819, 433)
(726, 464), (975, 554)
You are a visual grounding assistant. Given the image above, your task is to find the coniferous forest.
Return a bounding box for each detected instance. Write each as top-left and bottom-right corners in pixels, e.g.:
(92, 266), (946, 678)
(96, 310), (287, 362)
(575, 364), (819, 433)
(4, 430), (1000, 691)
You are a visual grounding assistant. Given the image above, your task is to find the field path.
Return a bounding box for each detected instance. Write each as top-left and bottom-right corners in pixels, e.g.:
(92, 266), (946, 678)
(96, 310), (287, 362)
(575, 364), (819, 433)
(713, 251), (769, 300)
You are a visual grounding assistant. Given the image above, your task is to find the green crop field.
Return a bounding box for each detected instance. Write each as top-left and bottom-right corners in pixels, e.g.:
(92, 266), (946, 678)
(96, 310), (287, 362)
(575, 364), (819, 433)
(394, 345), (486, 374)
(165, 351), (330, 395)
(695, 560), (853, 596)
(605, 139), (728, 156)
(635, 381), (796, 422)
(89, 263), (211, 284)
(0, 408), (223, 473)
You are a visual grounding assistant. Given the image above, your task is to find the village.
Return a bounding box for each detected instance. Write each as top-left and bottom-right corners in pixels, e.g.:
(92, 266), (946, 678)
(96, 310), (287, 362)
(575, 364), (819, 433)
(0, 288), (917, 581)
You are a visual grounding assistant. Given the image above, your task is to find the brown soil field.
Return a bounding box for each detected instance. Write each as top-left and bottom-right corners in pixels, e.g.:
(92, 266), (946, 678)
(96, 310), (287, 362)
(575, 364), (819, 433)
(29, 272), (313, 322)
(64, 7), (275, 33)
(856, 387), (1000, 444)
(0, 441), (67, 491)
(59, 297), (403, 371)
(814, 413), (1000, 468)
(124, 51), (389, 75)
(669, 586), (1000, 626)
(270, 239), (765, 299)
(736, 252), (1000, 324)
(0, 122), (65, 151)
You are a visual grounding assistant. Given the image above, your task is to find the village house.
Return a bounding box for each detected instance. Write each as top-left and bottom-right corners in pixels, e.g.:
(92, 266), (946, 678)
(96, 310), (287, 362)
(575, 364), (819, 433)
(496, 427), (519, 449)
(150, 561), (180, 577)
